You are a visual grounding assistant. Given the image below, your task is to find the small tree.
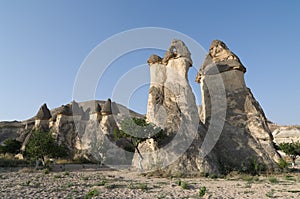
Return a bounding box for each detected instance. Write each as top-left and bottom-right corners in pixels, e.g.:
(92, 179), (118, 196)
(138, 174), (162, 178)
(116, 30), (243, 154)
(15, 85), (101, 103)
(114, 117), (166, 159)
(24, 130), (69, 163)
(278, 141), (300, 166)
(0, 138), (22, 155)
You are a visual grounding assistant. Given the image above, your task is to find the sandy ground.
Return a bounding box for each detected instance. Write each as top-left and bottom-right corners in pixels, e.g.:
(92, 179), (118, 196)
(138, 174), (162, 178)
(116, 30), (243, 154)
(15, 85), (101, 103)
(0, 165), (300, 199)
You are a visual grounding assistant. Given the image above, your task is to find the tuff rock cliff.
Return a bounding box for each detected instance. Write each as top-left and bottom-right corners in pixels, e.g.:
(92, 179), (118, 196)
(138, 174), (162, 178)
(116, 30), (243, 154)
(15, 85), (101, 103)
(0, 99), (141, 164)
(268, 122), (300, 144)
(132, 40), (220, 175)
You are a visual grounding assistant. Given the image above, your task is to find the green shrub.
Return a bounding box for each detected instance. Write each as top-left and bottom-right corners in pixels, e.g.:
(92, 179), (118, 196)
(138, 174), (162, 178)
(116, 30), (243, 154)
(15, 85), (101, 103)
(24, 130), (69, 162)
(25, 180), (31, 186)
(82, 176), (89, 181)
(0, 138), (22, 154)
(54, 174), (62, 179)
(97, 179), (107, 186)
(285, 175), (296, 181)
(105, 184), (116, 189)
(64, 171), (70, 176)
(268, 177), (279, 184)
(175, 179), (182, 186)
(199, 186), (206, 197)
(278, 142), (300, 166)
(180, 181), (189, 189)
(266, 189), (275, 198)
(44, 168), (50, 174)
(85, 189), (99, 199)
(278, 158), (288, 169)
(138, 183), (148, 190)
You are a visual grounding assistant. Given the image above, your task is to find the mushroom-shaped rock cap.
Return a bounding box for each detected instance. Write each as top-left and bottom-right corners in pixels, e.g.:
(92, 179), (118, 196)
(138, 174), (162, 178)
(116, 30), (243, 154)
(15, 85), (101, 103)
(195, 40), (246, 83)
(162, 39), (192, 66)
(101, 98), (112, 115)
(71, 100), (84, 116)
(36, 103), (51, 120)
(57, 104), (73, 116)
(96, 103), (102, 113)
(147, 54), (162, 65)
(36, 103), (52, 120)
(147, 39), (192, 66)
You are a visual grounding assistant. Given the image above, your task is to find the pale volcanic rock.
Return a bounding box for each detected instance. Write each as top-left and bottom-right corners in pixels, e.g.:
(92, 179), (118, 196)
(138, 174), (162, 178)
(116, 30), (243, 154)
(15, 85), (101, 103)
(196, 40), (281, 173)
(134, 39), (219, 175)
(272, 125), (300, 144)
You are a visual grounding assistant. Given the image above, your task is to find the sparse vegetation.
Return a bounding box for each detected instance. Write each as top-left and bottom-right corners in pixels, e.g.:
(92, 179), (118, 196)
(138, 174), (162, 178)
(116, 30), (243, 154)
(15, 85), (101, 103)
(285, 175), (296, 181)
(278, 158), (288, 169)
(24, 130), (69, 163)
(44, 168), (50, 174)
(0, 138), (22, 155)
(82, 176), (89, 181)
(266, 189), (275, 198)
(85, 188), (99, 199)
(96, 179), (107, 186)
(268, 177), (279, 184)
(105, 183), (117, 189)
(138, 183), (148, 190)
(113, 117), (167, 158)
(175, 179), (189, 189)
(54, 174), (62, 179)
(199, 186), (206, 197)
(25, 180), (31, 186)
(127, 181), (148, 190)
(278, 141), (300, 166)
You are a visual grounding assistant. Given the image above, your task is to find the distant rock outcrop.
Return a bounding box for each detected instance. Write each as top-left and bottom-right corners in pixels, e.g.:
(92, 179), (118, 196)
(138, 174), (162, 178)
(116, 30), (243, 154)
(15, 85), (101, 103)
(101, 99), (112, 116)
(269, 123), (300, 144)
(0, 100), (142, 163)
(196, 40), (281, 173)
(35, 103), (51, 131)
(36, 103), (52, 120)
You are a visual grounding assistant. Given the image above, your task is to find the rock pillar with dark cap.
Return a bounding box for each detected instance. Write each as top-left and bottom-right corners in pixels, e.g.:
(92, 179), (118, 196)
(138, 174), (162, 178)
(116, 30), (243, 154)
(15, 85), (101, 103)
(133, 39), (220, 175)
(101, 98), (112, 116)
(196, 40), (281, 173)
(34, 103), (51, 131)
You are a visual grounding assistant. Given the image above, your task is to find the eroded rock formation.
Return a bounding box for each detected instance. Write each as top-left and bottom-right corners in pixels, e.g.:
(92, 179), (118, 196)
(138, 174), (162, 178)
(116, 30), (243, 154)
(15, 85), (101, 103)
(133, 40), (219, 175)
(196, 40), (281, 173)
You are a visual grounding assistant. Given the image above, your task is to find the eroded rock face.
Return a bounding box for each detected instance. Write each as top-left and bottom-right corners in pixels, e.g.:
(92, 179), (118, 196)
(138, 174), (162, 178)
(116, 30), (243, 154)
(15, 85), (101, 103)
(134, 39), (219, 175)
(36, 103), (52, 120)
(146, 39), (195, 134)
(196, 40), (246, 83)
(271, 124), (300, 144)
(196, 40), (281, 173)
(1, 100), (142, 164)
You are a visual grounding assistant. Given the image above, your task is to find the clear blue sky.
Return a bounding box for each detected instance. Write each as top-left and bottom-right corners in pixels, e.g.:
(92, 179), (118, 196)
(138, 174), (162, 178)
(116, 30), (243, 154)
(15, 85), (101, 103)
(0, 0), (299, 125)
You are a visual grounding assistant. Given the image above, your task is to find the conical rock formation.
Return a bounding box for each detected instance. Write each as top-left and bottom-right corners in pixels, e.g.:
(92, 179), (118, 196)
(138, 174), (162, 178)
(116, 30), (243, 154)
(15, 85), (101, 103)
(196, 40), (281, 173)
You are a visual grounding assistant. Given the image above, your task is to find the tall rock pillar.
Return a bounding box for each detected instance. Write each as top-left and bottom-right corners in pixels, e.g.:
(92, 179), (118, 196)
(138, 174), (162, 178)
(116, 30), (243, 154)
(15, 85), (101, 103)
(196, 40), (281, 173)
(133, 40), (219, 175)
